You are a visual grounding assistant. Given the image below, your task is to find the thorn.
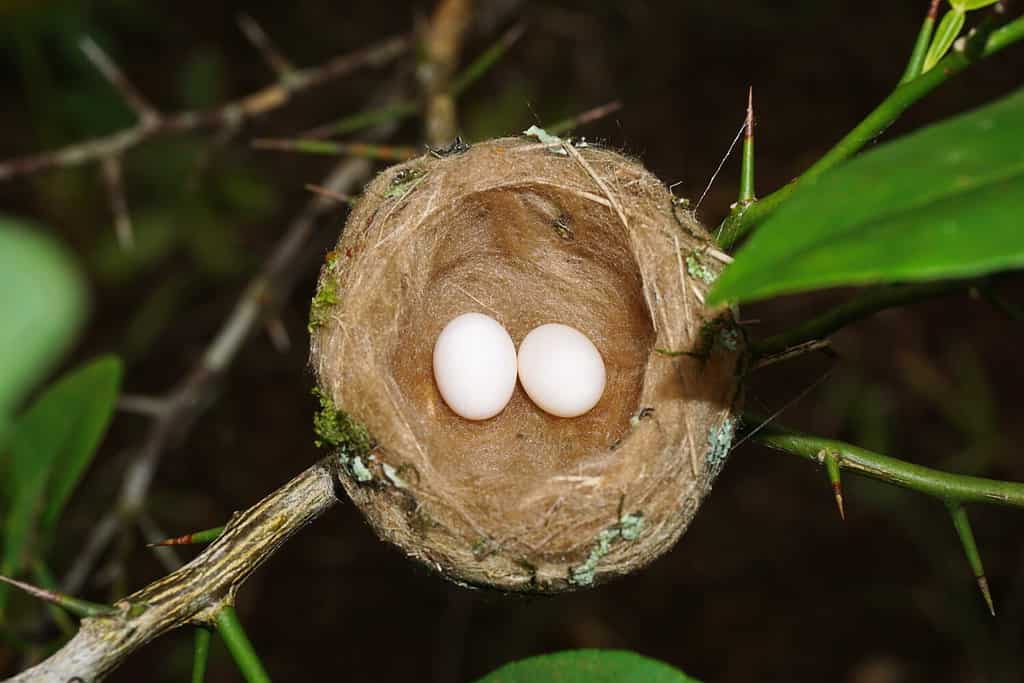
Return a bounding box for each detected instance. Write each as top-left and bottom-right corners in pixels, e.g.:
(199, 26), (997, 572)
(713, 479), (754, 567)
(746, 86), (755, 138)
(117, 393), (170, 417)
(977, 575), (996, 617)
(545, 100), (624, 136)
(148, 525), (224, 547)
(946, 501), (996, 616)
(237, 13), (296, 79)
(822, 449), (845, 520)
(79, 36), (160, 125)
(738, 86), (756, 205)
(101, 156), (134, 250)
(0, 575), (116, 618)
(265, 316), (291, 352)
(305, 183), (355, 205)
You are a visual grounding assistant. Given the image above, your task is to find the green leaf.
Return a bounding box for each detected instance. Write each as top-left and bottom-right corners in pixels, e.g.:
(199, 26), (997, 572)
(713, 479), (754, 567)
(1, 356), (121, 605)
(0, 218), (88, 431)
(474, 650), (700, 683)
(923, 9), (965, 72)
(708, 88), (1024, 305)
(957, 0), (1001, 10)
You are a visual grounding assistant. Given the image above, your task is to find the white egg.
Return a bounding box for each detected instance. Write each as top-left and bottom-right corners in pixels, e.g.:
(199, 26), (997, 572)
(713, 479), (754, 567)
(517, 323), (606, 418)
(433, 313), (518, 420)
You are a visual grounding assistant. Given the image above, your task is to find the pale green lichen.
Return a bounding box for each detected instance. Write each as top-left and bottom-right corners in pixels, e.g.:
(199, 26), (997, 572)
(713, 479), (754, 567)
(705, 417), (736, 476)
(523, 125), (568, 155)
(569, 513), (646, 586)
(629, 407), (655, 428)
(685, 253), (716, 285)
(472, 536), (498, 560)
(382, 463), (407, 488)
(350, 456), (373, 483)
(307, 282), (338, 334)
(717, 326), (739, 352)
(619, 512), (644, 541)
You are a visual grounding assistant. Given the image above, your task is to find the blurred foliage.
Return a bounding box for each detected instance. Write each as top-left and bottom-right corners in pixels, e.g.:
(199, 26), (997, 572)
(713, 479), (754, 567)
(475, 649), (700, 683)
(0, 356), (121, 614)
(0, 219), (87, 435)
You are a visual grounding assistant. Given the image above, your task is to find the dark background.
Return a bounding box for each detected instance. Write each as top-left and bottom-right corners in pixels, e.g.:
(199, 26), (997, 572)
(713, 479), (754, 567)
(2, 1), (1024, 681)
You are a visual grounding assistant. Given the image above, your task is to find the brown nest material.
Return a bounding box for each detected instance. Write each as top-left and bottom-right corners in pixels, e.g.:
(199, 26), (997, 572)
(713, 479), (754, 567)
(309, 135), (745, 592)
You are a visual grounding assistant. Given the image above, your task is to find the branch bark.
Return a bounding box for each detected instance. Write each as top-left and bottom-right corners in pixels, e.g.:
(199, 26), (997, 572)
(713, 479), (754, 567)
(7, 459), (340, 682)
(419, 0), (474, 147)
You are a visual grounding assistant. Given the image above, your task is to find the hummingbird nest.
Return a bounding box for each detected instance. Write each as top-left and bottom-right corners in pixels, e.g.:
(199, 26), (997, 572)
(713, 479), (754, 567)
(309, 135), (745, 592)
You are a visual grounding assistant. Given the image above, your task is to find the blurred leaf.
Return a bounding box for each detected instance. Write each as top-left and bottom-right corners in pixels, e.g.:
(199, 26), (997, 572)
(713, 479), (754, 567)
(215, 165), (279, 220)
(708, 89), (1024, 305)
(89, 208), (180, 285)
(127, 135), (206, 193)
(178, 50), (226, 110)
(923, 9), (965, 72)
(474, 650), (700, 683)
(185, 204), (246, 277)
(1, 357), (121, 590)
(0, 218), (87, 432)
(1, 356), (120, 612)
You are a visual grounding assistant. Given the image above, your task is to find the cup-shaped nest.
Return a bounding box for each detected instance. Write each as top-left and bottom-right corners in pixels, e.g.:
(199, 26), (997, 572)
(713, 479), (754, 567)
(309, 136), (745, 592)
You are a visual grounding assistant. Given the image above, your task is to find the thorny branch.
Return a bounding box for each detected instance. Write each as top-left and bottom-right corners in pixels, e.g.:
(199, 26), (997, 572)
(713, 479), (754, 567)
(0, 31), (407, 182)
(7, 459), (341, 682)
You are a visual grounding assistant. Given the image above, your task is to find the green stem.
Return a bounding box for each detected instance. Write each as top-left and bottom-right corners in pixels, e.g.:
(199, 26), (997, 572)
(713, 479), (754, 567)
(717, 14), (1024, 250)
(216, 606), (271, 683)
(751, 280), (964, 357)
(900, 1), (941, 84)
(750, 420), (1024, 508)
(192, 628), (212, 683)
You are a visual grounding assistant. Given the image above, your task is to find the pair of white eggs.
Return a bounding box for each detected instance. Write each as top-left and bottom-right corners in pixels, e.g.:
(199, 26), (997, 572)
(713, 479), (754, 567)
(433, 313), (606, 420)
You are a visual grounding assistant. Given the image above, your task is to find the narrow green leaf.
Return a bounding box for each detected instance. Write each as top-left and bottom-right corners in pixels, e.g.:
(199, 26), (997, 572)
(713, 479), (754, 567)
(708, 88), (1024, 306)
(474, 650), (700, 683)
(0, 219), (87, 431)
(39, 356), (122, 532)
(899, 7), (938, 84)
(923, 9), (965, 72)
(1, 355), (122, 606)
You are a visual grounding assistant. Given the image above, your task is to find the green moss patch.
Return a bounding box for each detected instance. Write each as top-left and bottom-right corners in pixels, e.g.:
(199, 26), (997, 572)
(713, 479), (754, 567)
(308, 282), (338, 334)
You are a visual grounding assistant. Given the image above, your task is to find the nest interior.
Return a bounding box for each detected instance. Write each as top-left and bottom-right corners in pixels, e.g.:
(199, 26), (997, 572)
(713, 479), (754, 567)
(311, 137), (743, 591)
